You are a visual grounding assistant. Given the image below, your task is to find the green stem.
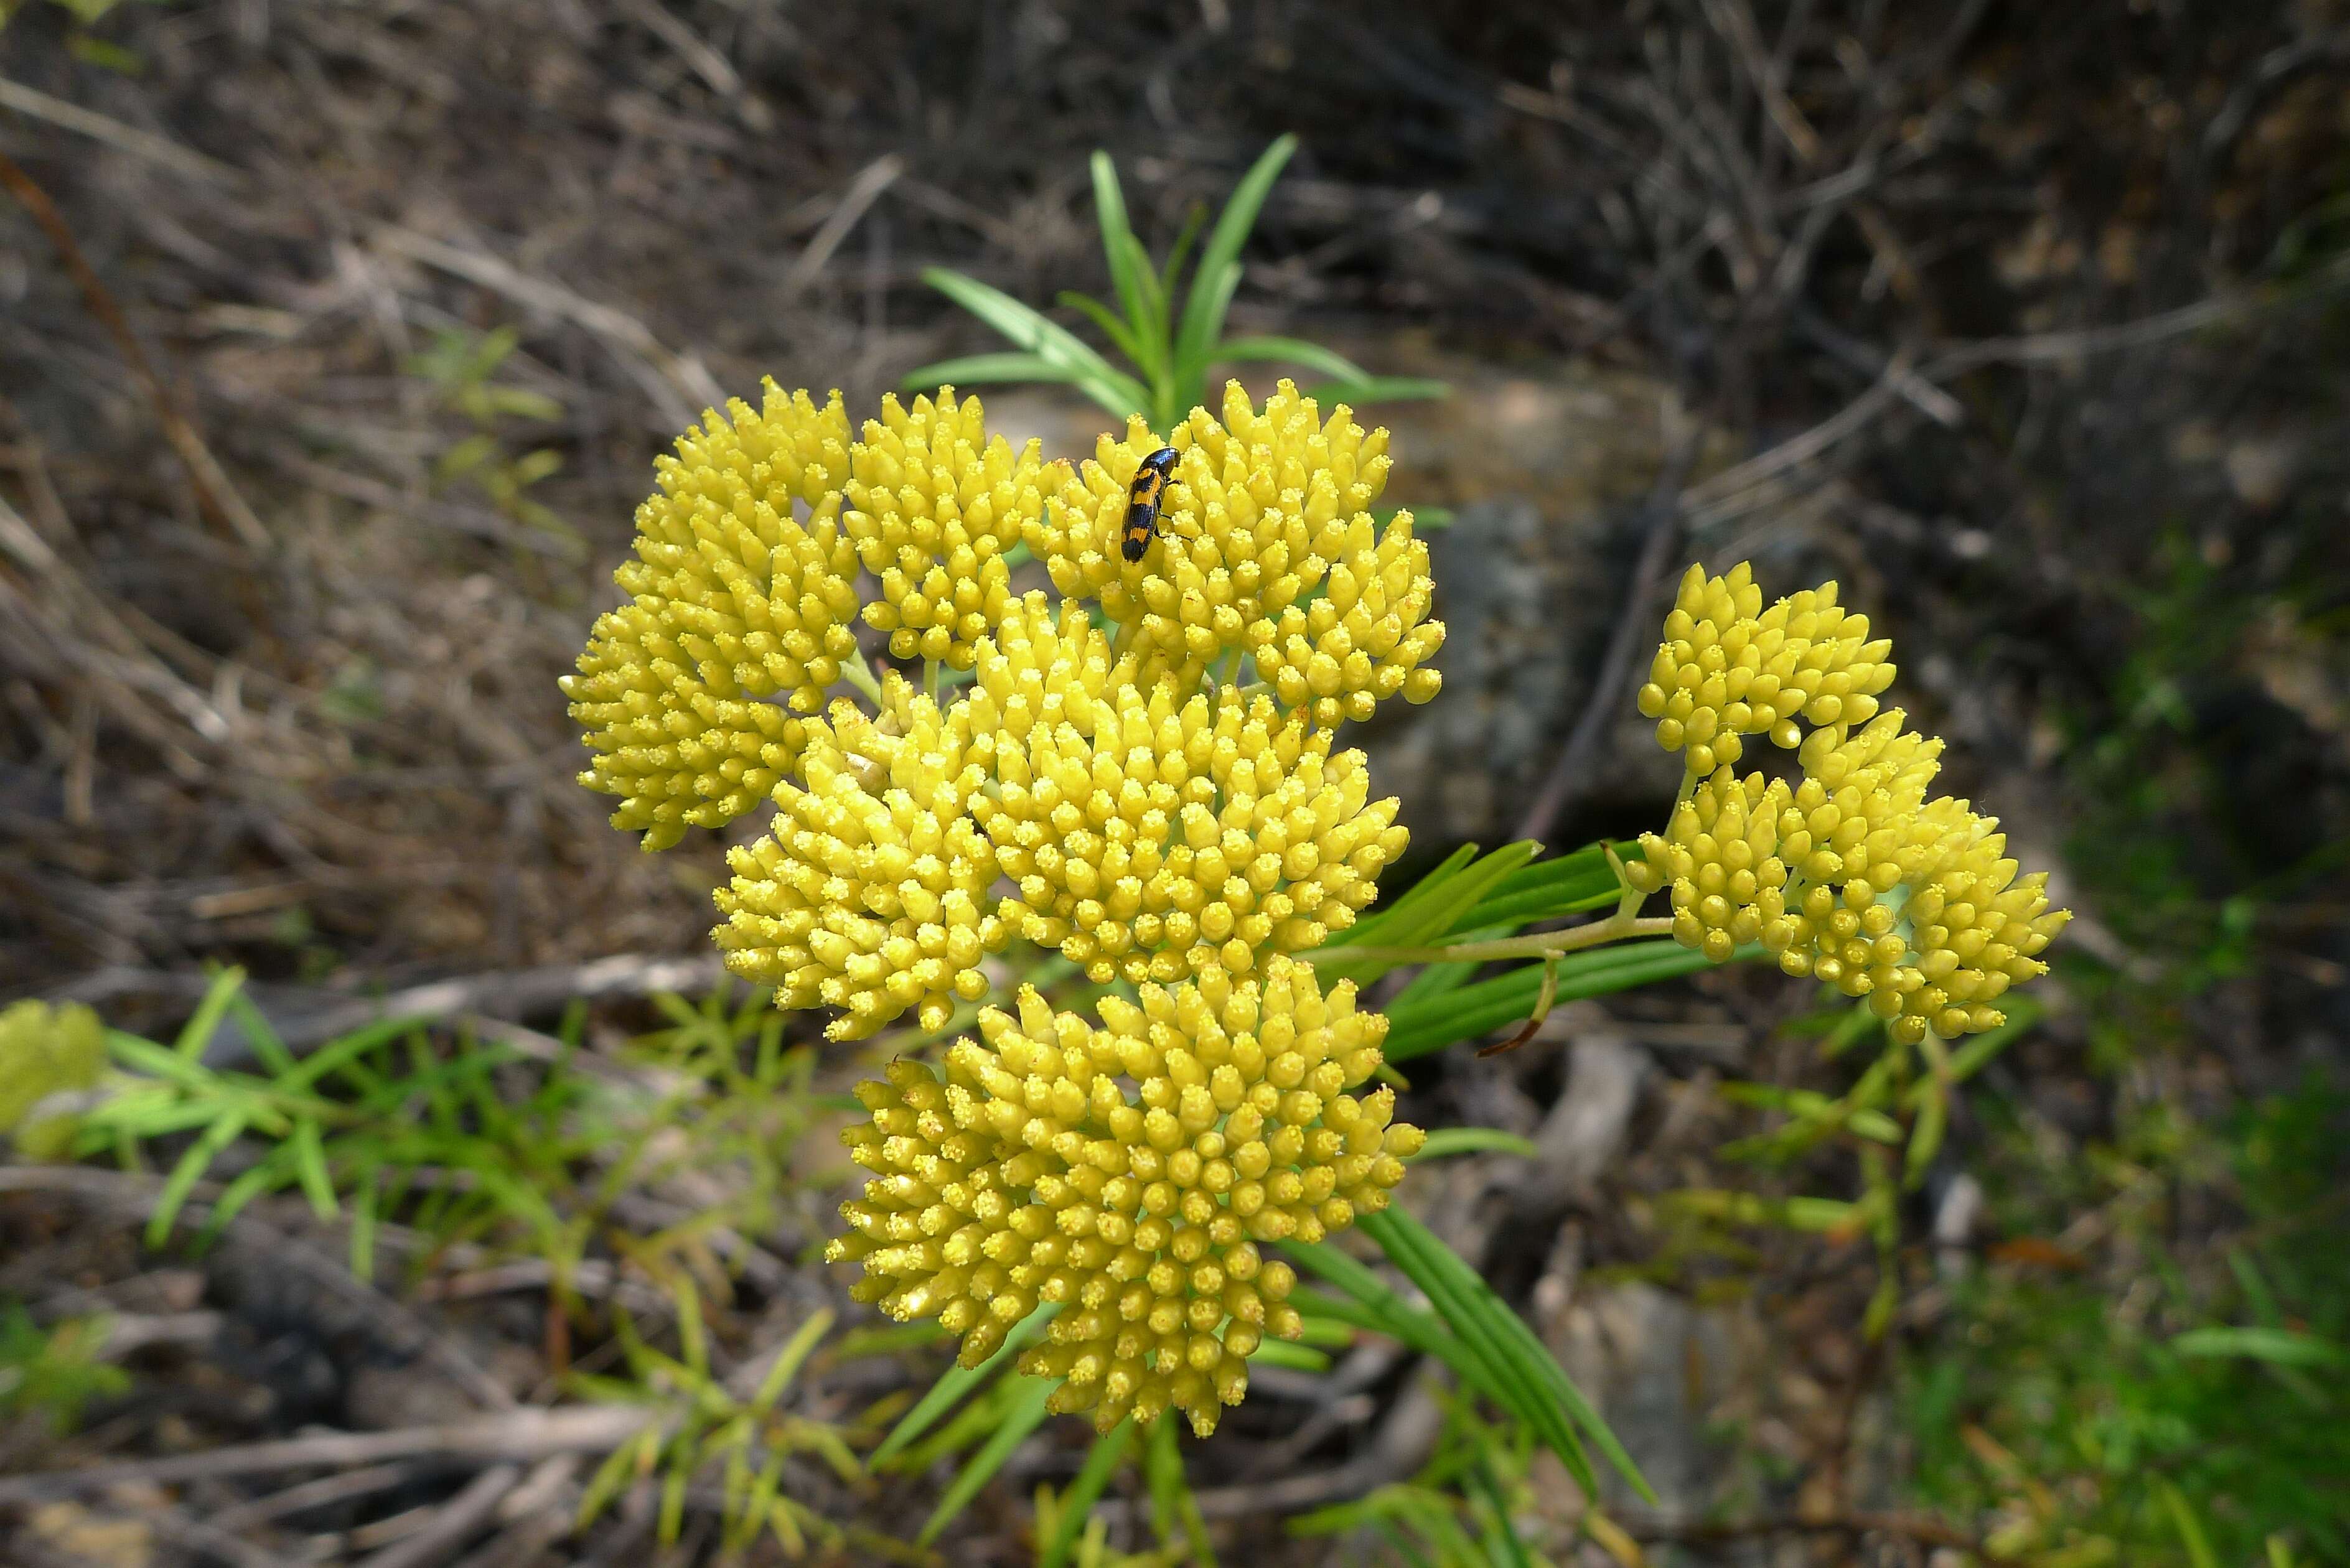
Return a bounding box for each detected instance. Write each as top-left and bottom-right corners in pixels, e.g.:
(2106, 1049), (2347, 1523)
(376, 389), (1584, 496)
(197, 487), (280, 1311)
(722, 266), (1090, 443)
(923, 658), (940, 704)
(840, 648), (886, 706)
(1308, 913), (1676, 968)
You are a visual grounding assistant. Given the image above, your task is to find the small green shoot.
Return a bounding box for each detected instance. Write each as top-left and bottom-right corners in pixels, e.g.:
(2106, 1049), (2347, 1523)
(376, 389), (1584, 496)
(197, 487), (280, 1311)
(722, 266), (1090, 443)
(906, 139), (1449, 429)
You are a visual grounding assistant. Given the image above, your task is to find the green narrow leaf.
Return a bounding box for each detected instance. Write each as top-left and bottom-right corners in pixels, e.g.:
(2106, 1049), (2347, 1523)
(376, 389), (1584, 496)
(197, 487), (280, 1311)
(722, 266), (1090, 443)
(146, 1106), (250, 1248)
(1244, 1337), (1331, 1373)
(1058, 291), (1150, 371)
(2170, 1326), (2350, 1368)
(1041, 1419), (1133, 1568)
(1339, 844), (1481, 947)
(1382, 941), (1733, 1062)
(1904, 1078), (1947, 1188)
(1459, 844), (1624, 930)
(1174, 135), (1297, 395)
(1408, 1128), (1540, 1162)
(915, 1374), (1056, 1547)
(919, 268), (1148, 419)
(674, 1277), (706, 1378)
(871, 1303), (1057, 1464)
(738, 1450), (791, 1556)
(752, 1308), (836, 1411)
(173, 968), (247, 1060)
(226, 992), (297, 1079)
(1364, 1208), (1655, 1505)
(1380, 842), (1543, 950)
(1314, 842), (1545, 987)
(1172, 261), (1242, 403)
(291, 1119), (338, 1219)
(899, 353), (1079, 392)
(1355, 1208), (1594, 1493)
(1119, 233), (1171, 378)
(194, 1159), (288, 1250)
(1300, 376), (1454, 406)
(576, 1427), (660, 1529)
(1088, 151), (1151, 362)
(2160, 1480), (2220, 1568)
(659, 1444), (690, 1544)
(1210, 334), (1375, 383)
(1159, 202), (1207, 303)
(1143, 1413), (1214, 1565)
(350, 1162), (382, 1279)
(1466, 1457), (1536, 1568)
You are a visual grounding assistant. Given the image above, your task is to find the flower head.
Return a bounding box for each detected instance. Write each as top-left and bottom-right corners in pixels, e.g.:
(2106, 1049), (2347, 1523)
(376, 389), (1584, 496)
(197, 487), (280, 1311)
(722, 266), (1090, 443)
(843, 389), (1048, 668)
(713, 683), (1006, 1038)
(1031, 381), (1438, 718)
(1246, 508), (1446, 724)
(826, 956), (1421, 1436)
(1627, 563), (2068, 1040)
(1635, 563), (1895, 777)
(563, 382), (856, 849)
(970, 684), (1407, 984)
(1625, 767), (1792, 964)
(576, 379), (1446, 1438)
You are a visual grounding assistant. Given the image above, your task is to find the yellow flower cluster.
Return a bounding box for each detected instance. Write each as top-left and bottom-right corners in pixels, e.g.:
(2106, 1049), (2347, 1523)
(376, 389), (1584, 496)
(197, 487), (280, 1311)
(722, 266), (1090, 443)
(826, 957), (1422, 1436)
(842, 390), (1047, 668)
(971, 683), (1407, 985)
(711, 683), (1006, 1038)
(0, 999), (104, 1160)
(1635, 562), (1896, 778)
(563, 382), (856, 849)
(1030, 382), (1444, 719)
(1625, 564), (2067, 1042)
(574, 380), (1448, 1428)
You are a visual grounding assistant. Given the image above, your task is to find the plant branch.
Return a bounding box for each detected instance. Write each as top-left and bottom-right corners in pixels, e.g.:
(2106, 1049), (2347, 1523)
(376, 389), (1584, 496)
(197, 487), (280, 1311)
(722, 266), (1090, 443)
(1308, 913), (1675, 969)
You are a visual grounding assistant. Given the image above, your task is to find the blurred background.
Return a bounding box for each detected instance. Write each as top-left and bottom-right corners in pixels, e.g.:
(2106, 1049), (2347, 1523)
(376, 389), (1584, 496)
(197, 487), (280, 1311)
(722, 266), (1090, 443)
(2, 1), (2348, 1564)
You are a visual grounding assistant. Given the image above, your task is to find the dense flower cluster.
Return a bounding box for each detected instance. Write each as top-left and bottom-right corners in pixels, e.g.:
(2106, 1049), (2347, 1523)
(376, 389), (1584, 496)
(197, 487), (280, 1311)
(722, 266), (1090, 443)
(826, 957), (1421, 1435)
(1635, 562), (1896, 778)
(1624, 564), (2068, 1042)
(712, 681), (1006, 1037)
(971, 682), (1407, 984)
(571, 379), (1435, 1431)
(843, 389), (1047, 668)
(1029, 383), (1444, 712)
(563, 382), (855, 849)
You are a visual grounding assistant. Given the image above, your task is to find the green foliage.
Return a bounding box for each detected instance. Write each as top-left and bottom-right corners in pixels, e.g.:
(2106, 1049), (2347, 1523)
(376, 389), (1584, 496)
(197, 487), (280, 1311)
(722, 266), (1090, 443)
(1670, 997), (2047, 1342)
(0, 1305), (129, 1434)
(0, 997), (105, 1158)
(569, 1282), (858, 1554)
(1305, 838), (1739, 1062)
(906, 139), (1449, 429)
(1289, 1391), (1548, 1567)
(408, 324), (577, 550)
(1903, 1076), (2350, 1566)
(68, 970), (825, 1303)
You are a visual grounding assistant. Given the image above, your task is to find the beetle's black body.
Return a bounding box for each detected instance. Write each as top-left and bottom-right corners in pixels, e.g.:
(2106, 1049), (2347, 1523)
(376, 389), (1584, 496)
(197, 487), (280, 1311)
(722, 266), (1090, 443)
(1120, 446), (1181, 562)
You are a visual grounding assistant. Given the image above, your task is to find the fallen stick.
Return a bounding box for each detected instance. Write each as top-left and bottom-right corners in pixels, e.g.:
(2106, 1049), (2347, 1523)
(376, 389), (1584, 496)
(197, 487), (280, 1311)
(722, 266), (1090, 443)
(0, 1405), (655, 1502)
